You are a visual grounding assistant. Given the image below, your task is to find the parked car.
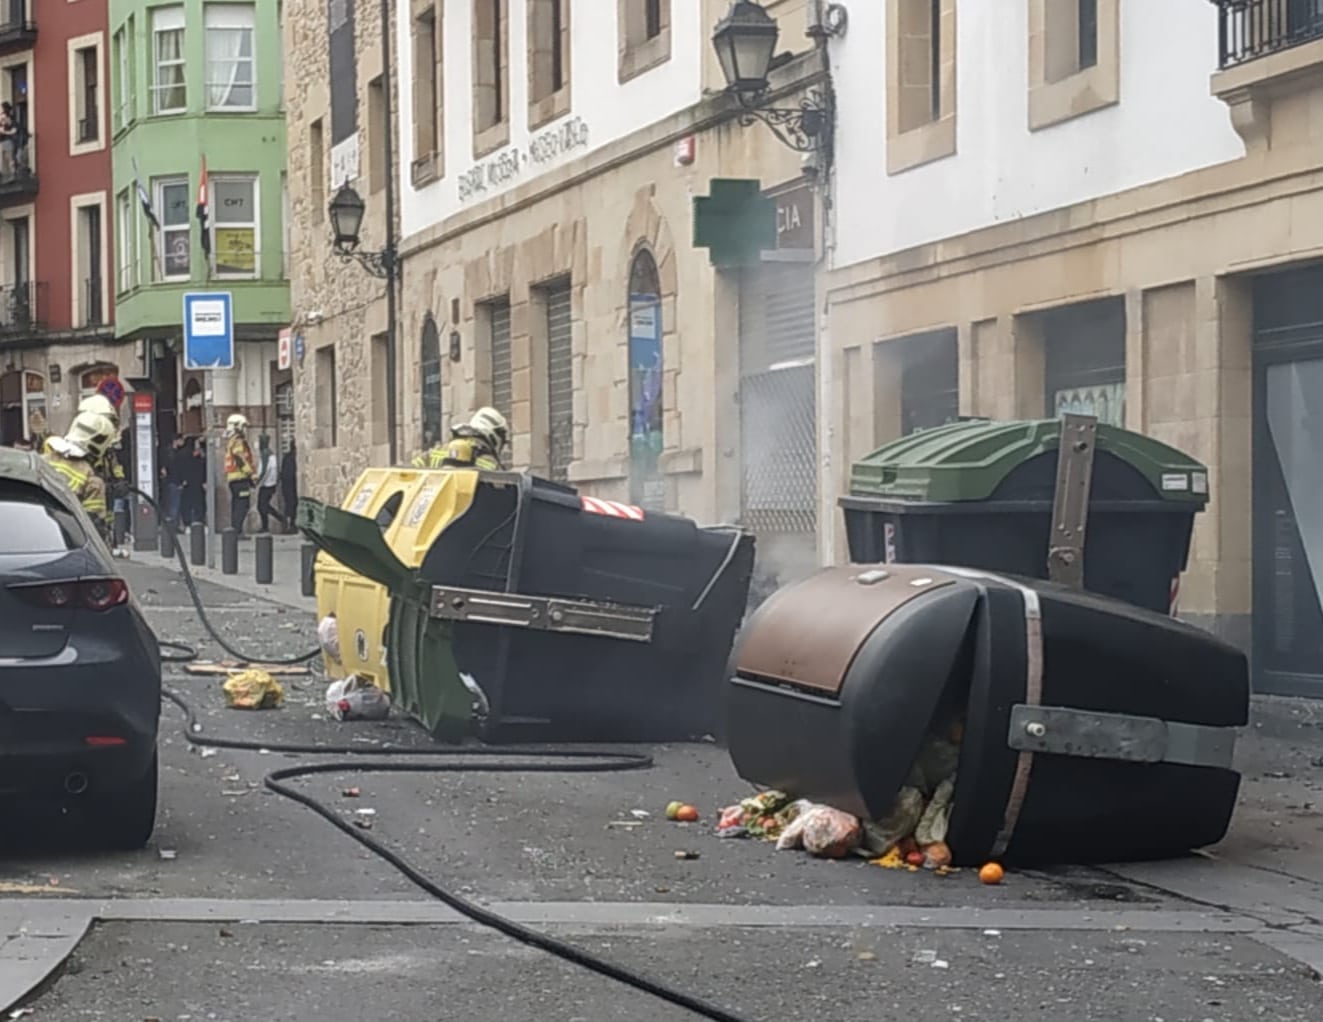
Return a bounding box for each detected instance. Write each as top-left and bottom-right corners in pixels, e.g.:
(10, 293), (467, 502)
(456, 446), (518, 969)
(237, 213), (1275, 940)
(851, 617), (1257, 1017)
(0, 447), (160, 848)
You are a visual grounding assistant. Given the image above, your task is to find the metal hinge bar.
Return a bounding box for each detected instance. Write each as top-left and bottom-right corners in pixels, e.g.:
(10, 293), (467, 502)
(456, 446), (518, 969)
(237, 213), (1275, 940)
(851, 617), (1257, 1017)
(429, 586), (656, 644)
(1047, 413), (1098, 588)
(1007, 703), (1237, 770)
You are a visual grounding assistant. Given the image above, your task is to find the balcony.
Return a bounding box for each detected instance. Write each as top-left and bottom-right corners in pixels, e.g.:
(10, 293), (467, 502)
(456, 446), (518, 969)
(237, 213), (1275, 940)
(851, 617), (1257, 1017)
(0, 0), (35, 54)
(1214, 0), (1323, 68)
(0, 133), (36, 203)
(0, 281), (47, 337)
(1210, 0), (1323, 148)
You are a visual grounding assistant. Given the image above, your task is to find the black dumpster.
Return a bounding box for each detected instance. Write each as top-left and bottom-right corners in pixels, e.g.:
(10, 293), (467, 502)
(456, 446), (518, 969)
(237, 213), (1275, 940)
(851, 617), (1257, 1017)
(301, 472), (755, 743)
(726, 563), (1248, 866)
(840, 419), (1209, 616)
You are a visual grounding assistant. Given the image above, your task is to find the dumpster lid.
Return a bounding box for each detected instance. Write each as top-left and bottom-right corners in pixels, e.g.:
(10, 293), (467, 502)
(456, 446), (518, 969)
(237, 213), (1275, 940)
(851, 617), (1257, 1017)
(849, 418), (1209, 506)
(297, 499), (414, 592)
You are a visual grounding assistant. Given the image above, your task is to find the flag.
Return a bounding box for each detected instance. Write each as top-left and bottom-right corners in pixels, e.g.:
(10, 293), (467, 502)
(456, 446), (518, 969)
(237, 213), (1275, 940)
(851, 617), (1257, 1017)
(131, 157), (159, 230)
(196, 155), (211, 260)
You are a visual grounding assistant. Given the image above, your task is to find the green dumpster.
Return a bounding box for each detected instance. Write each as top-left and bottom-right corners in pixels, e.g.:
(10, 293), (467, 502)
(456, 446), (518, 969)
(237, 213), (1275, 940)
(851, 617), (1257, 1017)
(838, 418), (1210, 616)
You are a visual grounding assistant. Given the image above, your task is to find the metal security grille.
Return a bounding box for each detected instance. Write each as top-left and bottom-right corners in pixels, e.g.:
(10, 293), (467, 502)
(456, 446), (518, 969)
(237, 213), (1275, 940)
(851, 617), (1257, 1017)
(738, 263), (817, 536)
(489, 298), (512, 420)
(420, 315), (443, 447)
(545, 282), (574, 481)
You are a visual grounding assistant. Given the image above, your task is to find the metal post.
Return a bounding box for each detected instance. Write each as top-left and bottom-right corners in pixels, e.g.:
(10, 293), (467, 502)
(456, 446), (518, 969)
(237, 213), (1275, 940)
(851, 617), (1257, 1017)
(204, 387), (217, 569)
(380, 0), (400, 466)
(190, 522), (207, 566)
(255, 533), (273, 585)
(159, 521), (175, 559)
(301, 542), (317, 598)
(1046, 413), (1098, 588)
(221, 528), (239, 575)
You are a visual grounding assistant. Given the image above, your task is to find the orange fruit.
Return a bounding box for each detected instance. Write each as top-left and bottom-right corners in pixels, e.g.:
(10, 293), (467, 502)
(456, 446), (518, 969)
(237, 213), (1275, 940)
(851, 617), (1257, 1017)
(978, 862), (1005, 885)
(905, 851), (926, 867)
(675, 805), (700, 823)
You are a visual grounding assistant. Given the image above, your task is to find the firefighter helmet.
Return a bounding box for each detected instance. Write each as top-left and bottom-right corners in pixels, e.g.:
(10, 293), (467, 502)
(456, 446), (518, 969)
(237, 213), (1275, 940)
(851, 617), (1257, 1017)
(78, 393), (120, 430)
(64, 410), (118, 460)
(225, 414), (249, 437)
(466, 407), (509, 452)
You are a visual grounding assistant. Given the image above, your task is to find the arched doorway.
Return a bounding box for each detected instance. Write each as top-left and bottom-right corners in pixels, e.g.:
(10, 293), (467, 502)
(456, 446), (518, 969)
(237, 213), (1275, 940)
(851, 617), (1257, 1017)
(78, 363), (119, 400)
(0, 369), (47, 445)
(181, 377), (204, 436)
(420, 314), (443, 448)
(627, 250), (664, 510)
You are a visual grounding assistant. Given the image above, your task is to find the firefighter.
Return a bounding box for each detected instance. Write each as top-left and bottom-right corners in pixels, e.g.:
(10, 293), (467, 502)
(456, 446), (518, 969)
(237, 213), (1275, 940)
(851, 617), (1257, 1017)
(43, 382), (128, 501)
(412, 407), (509, 471)
(43, 410), (117, 543)
(224, 413), (257, 533)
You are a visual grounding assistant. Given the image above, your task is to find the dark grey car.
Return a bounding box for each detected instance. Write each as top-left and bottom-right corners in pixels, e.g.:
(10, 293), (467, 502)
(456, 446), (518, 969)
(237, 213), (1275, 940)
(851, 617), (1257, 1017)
(0, 447), (160, 849)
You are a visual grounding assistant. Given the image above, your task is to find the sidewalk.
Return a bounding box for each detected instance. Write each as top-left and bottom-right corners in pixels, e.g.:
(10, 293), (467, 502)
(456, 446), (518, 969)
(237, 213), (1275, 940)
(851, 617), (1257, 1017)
(133, 530), (317, 612)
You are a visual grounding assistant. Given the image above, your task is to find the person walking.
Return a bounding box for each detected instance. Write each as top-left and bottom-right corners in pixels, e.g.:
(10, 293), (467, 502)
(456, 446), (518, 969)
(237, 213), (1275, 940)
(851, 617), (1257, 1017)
(255, 434), (285, 533)
(162, 434), (190, 523)
(184, 438), (207, 525)
(223, 414), (257, 534)
(280, 439), (298, 533)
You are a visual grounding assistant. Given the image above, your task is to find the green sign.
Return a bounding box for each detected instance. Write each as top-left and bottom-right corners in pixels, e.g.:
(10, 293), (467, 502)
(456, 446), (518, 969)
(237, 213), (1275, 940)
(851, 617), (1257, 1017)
(692, 178), (777, 268)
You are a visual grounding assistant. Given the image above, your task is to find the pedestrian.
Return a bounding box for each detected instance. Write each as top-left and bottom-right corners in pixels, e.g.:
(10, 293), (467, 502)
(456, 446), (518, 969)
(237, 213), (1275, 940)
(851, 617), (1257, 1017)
(280, 439), (298, 533)
(0, 103), (16, 177)
(223, 414), (257, 534)
(162, 434), (190, 523)
(255, 433), (286, 533)
(184, 437), (207, 525)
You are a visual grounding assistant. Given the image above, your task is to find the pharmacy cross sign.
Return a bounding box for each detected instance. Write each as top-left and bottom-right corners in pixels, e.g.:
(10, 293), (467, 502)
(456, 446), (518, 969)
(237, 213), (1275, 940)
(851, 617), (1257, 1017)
(692, 178), (777, 269)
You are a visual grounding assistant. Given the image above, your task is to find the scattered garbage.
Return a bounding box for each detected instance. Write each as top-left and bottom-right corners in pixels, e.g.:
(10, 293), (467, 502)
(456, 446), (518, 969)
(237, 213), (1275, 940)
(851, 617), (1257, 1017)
(343, 787), (362, 798)
(979, 862), (1006, 885)
(325, 675), (391, 721)
(159, 849), (178, 861)
(665, 801), (700, 823)
(222, 669), (285, 710)
(778, 805), (863, 859)
(318, 614), (341, 662)
(674, 850), (700, 861)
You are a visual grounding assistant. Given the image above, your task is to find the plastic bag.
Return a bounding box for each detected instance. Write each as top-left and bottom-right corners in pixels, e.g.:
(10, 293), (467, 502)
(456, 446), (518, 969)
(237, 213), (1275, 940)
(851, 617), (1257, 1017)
(861, 786), (927, 856)
(776, 804), (863, 858)
(914, 777), (956, 846)
(318, 615), (341, 662)
(223, 669), (285, 710)
(325, 676), (391, 721)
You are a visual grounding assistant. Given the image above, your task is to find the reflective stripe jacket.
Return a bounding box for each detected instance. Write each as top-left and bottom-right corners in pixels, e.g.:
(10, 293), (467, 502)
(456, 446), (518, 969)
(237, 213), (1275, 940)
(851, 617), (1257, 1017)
(412, 438), (499, 472)
(41, 437), (124, 491)
(43, 451), (111, 535)
(225, 437), (257, 483)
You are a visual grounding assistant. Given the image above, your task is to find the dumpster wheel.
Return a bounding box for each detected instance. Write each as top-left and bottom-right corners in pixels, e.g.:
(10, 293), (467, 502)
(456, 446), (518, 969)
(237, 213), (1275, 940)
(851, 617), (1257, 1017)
(136, 492), (756, 1022)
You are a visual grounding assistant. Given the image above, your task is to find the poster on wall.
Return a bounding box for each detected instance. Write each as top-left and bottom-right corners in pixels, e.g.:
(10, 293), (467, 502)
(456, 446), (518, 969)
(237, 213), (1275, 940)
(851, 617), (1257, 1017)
(1053, 383), (1126, 428)
(328, 0), (359, 187)
(628, 294), (665, 512)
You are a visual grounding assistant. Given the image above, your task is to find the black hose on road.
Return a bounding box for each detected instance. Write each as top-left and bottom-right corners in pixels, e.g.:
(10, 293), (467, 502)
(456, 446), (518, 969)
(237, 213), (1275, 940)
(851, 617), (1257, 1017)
(134, 490), (757, 1022)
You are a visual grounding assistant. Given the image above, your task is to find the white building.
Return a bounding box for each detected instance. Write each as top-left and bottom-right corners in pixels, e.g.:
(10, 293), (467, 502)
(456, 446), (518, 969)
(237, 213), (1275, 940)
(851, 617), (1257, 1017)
(824, 0), (1323, 696)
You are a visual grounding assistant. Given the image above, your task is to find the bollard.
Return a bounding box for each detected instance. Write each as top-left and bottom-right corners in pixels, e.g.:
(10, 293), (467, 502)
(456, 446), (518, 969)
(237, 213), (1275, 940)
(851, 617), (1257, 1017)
(301, 542), (317, 598)
(159, 522), (175, 559)
(221, 529), (239, 575)
(255, 533), (274, 585)
(190, 523), (207, 566)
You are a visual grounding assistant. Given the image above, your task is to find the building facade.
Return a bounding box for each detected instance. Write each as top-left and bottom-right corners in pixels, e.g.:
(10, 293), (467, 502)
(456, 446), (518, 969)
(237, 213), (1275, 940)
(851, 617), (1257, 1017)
(824, 0), (1323, 696)
(288, 0), (832, 593)
(0, 0), (117, 446)
(110, 0), (290, 451)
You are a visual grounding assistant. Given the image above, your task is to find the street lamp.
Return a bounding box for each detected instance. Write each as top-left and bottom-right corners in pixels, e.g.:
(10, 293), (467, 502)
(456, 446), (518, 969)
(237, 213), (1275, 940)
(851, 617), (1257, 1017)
(711, 0), (847, 155)
(328, 183), (394, 279)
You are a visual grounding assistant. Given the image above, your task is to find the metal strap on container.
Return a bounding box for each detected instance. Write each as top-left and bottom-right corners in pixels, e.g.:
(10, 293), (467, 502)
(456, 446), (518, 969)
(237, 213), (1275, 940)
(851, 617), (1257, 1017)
(429, 586), (656, 643)
(1006, 704), (1237, 770)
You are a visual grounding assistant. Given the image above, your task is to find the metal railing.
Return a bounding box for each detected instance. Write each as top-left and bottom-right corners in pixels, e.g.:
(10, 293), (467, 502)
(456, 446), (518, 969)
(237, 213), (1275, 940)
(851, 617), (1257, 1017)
(1214, 0), (1323, 68)
(0, 128), (34, 194)
(0, 281), (46, 333)
(83, 276), (104, 328)
(0, 0), (34, 43)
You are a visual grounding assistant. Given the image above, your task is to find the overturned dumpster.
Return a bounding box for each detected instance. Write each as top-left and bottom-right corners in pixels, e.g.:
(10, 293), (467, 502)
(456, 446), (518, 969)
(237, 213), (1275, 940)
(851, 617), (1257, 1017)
(300, 471), (754, 743)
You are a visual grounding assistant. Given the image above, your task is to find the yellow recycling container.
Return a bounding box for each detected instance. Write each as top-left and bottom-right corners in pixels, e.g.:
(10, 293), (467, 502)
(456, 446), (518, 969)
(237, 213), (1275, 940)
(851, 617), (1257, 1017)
(314, 467), (480, 693)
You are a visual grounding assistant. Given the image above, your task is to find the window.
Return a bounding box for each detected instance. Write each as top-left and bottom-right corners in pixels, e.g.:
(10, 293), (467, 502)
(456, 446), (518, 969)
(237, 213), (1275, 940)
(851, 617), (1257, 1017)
(618, 0), (670, 82)
(369, 74), (387, 193)
(308, 118), (325, 224)
(112, 29), (126, 131)
(420, 315), (443, 448)
(411, 5), (442, 185)
(277, 1), (285, 110)
(0, 482), (85, 555)
(280, 171), (289, 278)
(528, 0), (570, 127)
(473, 0), (509, 151)
(152, 6), (186, 114)
(371, 333), (389, 446)
(116, 188), (137, 293)
(74, 202), (105, 328)
(68, 36), (103, 152)
(885, 0), (956, 174)
(155, 176), (191, 279)
(316, 344), (337, 448)
(211, 175), (259, 278)
(119, 17), (136, 126)
(1029, 0), (1118, 130)
(205, 3), (256, 110)
(627, 251), (663, 507)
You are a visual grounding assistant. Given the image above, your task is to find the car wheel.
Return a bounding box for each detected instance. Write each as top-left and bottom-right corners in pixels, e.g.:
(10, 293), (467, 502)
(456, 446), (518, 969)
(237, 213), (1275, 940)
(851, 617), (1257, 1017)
(93, 752), (159, 850)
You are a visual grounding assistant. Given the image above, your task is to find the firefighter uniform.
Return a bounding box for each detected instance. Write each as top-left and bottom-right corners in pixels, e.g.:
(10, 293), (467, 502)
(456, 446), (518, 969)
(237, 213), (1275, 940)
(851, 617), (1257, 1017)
(41, 411), (118, 543)
(412, 407), (509, 472)
(224, 415), (258, 533)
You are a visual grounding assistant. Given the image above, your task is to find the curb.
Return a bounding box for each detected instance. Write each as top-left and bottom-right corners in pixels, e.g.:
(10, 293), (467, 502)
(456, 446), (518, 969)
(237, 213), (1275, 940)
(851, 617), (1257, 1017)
(0, 905), (94, 1015)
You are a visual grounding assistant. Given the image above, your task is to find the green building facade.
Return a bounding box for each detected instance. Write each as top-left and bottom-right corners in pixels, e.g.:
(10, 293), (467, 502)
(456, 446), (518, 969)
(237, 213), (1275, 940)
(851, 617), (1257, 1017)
(110, 0), (290, 444)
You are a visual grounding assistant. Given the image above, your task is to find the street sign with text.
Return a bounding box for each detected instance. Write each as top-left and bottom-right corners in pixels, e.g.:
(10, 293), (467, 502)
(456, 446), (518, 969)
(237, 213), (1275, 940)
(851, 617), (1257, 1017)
(182, 291), (235, 371)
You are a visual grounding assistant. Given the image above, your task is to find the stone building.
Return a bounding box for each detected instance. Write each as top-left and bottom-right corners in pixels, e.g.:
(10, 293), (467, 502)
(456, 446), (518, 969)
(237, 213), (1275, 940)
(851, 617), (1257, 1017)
(289, 0), (834, 590)
(824, 0), (1323, 697)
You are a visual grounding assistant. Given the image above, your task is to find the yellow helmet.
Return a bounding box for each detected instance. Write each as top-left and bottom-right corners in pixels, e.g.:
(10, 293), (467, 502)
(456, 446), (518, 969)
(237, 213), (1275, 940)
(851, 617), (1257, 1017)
(78, 393), (120, 430)
(225, 413), (249, 437)
(64, 410), (118, 460)
(467, 406), (509, 451)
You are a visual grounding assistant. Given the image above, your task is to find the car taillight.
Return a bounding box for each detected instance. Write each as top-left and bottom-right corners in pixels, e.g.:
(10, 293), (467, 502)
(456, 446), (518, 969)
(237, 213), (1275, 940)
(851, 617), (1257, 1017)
(8, 578), (130, 611)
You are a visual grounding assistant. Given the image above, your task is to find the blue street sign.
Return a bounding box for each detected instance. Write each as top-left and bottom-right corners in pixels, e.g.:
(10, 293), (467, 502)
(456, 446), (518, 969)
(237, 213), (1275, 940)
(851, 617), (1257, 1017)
(182, 291), (235, 370)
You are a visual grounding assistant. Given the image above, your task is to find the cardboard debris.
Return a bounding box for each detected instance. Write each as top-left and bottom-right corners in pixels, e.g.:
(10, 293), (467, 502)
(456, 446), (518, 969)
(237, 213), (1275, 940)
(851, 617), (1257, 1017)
(185, 660), (310, 677)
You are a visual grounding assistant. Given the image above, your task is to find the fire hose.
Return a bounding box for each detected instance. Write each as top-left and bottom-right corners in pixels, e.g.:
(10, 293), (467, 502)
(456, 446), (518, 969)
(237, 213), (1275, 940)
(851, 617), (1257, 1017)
(131, 489), (756, 1022)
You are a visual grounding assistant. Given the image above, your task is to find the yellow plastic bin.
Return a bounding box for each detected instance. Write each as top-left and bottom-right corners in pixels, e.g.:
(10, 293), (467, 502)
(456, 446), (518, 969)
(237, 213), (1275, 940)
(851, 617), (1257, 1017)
(314, 468), (481, 693)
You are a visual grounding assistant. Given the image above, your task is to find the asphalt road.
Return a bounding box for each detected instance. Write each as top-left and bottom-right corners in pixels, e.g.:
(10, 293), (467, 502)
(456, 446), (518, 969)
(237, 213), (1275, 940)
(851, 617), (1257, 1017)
(2, 558), (1320, 1020)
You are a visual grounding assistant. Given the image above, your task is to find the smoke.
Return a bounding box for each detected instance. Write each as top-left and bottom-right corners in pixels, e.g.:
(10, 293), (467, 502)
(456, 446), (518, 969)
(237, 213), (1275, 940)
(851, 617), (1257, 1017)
(746, 532), (820, 613)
